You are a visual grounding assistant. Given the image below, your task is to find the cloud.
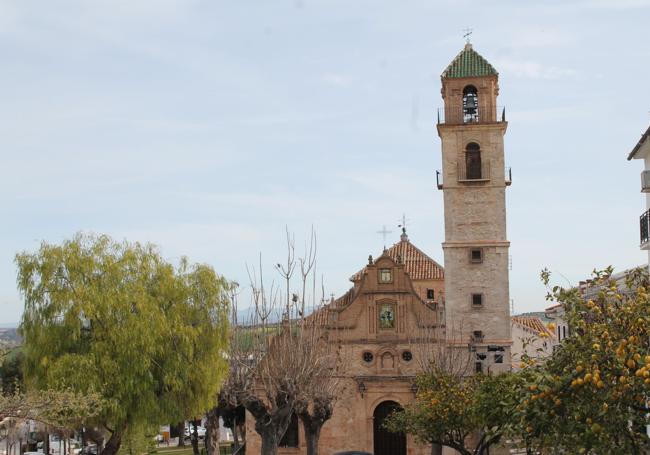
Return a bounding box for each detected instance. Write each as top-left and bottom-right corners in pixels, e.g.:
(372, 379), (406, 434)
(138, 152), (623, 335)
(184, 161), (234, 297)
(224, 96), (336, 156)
(582, 0), (650, 8)
(494, 58), (578, 80)
(320, 73), (353, 87)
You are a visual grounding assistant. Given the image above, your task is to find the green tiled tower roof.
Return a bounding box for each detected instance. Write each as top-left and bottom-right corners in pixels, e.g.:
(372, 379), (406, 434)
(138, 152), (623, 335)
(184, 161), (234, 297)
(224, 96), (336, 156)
(442, 43), (498, 78)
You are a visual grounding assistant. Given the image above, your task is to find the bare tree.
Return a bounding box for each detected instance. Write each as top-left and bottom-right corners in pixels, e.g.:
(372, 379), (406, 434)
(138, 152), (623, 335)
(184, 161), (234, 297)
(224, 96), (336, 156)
(411, 322), (473, 379)
(217, 229), (342, 455)
(294, 310), (342, 455)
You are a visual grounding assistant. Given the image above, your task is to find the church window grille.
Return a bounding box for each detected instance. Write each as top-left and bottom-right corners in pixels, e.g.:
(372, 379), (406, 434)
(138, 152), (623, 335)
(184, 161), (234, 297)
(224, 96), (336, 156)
(362, 351), (374, 363)
(379, 268), (392, 283)
(472, 293), (483, 307)
(475, 362), (483, 373)
(470, 248), (483, 263)
(402, 351), (413, 362)
(562, 326), (566, 339)
(494, 353), (504, 364)
(279, 413), (299, 448)
(426, 289), (435, 299)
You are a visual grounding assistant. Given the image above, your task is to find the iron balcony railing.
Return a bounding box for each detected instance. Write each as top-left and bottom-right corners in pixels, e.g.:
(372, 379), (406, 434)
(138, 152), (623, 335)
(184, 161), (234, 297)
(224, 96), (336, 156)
(641, 209), (650, 246)
(437, 105), (506, 125)
(436, 165), (513, 189)
(458, 160), (491, 181)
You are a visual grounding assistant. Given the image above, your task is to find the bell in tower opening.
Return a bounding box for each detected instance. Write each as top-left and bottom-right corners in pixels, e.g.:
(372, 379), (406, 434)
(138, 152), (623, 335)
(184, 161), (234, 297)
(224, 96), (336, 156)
(463, 85), (478, 123)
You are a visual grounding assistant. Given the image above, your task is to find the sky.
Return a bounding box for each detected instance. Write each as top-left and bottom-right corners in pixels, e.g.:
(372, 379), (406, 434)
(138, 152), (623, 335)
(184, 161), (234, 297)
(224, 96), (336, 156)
(1, 0), (650, 325)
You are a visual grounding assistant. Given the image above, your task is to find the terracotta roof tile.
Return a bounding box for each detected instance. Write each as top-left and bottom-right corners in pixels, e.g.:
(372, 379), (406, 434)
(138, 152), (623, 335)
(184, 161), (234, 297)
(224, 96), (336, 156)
(350, 236), (444, 282)
(512, 316), (555, 339)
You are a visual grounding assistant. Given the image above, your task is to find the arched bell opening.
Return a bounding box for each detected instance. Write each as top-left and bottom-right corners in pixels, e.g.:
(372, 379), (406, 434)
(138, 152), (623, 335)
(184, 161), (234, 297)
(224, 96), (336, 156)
(463, 85), (479, 123)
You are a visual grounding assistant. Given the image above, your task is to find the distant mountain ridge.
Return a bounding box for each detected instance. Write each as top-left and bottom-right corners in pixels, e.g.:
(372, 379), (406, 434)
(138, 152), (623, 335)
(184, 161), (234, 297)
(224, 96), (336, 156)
(0, 327), (21, 347)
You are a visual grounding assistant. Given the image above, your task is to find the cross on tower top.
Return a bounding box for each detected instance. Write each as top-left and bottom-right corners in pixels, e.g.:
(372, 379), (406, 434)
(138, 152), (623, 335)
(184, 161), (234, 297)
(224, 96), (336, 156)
(462, 27), (473, 44)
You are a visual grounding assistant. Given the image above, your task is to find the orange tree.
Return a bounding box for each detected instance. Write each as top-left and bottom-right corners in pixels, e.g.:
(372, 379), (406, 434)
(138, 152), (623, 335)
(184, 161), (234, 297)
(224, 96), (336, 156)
(517, 267), (650, 454)
(384, 367), (520, 455)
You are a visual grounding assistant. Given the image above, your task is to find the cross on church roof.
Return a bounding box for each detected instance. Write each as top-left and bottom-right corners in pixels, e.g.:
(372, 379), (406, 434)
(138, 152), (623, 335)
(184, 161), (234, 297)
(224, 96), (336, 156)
(376, 225), (392, 249)
(397, 213), (411, 231)
(463, 27), (473, 44)
(397, 213), (411, 241)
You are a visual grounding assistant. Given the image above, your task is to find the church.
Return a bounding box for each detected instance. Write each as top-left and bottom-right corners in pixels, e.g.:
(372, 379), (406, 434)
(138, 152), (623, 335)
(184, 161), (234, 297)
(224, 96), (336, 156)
(245, 42), (513, 455)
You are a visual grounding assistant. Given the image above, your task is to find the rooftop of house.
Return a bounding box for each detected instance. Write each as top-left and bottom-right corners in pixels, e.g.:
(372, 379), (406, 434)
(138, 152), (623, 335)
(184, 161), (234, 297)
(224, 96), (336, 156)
(512, 315), (555, 339)
(627, 123), (650, 160)
(442, 43), (498, 79)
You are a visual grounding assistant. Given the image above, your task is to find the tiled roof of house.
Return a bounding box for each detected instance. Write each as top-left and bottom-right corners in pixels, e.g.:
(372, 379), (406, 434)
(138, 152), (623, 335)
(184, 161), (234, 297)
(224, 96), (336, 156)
(627, 124), (650, 160)
(350, 233), (444, 282)
(442, 43), (498, 79)
(512, 316), (555, 338)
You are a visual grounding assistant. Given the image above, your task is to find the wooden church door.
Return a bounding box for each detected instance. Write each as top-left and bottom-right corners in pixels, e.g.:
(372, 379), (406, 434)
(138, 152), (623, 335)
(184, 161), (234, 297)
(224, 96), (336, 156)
(373, 401), (406, 455)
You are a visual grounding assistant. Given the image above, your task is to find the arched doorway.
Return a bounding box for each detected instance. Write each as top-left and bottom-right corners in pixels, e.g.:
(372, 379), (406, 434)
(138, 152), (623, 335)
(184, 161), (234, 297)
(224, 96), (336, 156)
(373, 401), (406, 455)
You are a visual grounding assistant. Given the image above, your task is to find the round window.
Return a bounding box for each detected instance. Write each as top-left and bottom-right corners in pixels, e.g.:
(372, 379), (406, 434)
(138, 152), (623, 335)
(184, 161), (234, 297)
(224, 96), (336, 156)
(362, 351), (374, 363)
(402, 351), (413, 362)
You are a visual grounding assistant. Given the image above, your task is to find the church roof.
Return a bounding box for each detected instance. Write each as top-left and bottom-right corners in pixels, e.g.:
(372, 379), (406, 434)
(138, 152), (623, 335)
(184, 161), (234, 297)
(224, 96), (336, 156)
(350, 233), (444, 282)
(442, 43), (498, 79)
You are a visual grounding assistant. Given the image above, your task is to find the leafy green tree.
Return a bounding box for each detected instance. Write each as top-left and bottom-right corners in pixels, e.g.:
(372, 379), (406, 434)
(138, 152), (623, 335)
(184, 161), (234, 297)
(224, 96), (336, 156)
(516, 268), (650, 454)
(16, 233), (231, 455)
(0, 349), (24, 394)
(385, 368), (520, 455)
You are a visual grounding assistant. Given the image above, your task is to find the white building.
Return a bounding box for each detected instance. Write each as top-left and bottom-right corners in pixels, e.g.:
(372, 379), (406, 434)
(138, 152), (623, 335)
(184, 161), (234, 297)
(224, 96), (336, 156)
(510, 315), (557, 370)
(627, 124), (650, 270)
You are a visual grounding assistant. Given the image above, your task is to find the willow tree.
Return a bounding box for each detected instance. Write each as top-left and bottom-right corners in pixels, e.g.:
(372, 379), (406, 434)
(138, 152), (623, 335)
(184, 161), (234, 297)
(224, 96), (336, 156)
(16, 233), (231, 455)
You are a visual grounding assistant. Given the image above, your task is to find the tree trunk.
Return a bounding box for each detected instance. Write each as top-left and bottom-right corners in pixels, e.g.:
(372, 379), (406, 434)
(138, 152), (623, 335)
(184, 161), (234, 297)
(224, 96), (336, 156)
(431, 443), (442, 455)
(190, 420), (200, 455)
(259, 430), (279, 455)
(99, 427), (124, 455)
(297, 399), (333, 455)
(205, 408), (220, 455)
(304, 425), (321, 455)
(43, 433), (50, 455)
(232, 423), (239, 451)
(174, 423), (185, 447)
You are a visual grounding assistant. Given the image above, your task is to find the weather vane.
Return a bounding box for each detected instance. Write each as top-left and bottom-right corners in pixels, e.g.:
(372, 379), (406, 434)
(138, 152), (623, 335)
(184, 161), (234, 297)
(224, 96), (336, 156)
(462, 27), (473, 44)
(376, 225), (393, 248)
(397, 213), (411, 233)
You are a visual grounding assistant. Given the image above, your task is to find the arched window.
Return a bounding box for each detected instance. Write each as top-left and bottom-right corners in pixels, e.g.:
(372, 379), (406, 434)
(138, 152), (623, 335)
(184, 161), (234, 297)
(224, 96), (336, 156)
(465, 142), (482, 179)
(279, 413), (299, 448)
(463, 85), (479, 123)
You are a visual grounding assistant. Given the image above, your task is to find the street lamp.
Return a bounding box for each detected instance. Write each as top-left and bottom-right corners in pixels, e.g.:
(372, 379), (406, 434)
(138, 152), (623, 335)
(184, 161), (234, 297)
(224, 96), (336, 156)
(358, 382), (366, 398)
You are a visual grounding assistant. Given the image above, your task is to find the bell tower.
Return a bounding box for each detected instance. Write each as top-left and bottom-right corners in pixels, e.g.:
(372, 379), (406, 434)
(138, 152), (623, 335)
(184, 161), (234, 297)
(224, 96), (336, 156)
(436, 43), (512, 372)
